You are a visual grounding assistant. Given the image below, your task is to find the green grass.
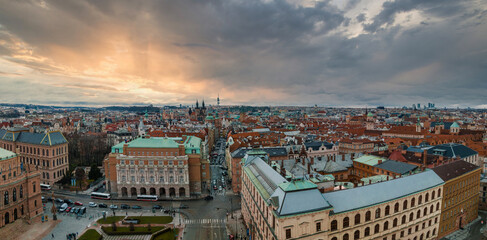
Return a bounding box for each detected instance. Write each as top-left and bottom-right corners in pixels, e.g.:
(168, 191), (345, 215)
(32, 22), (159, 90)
(102, 226), (165, 235)
(128, 216), (173, 224)
(97, 216), (125, 224)
(78, 229), (102, 240)
(152, 228), (179, 240)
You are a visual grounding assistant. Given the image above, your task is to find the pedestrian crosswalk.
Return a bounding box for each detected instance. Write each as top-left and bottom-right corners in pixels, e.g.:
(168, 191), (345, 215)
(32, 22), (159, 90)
(184, 218), (226, 225)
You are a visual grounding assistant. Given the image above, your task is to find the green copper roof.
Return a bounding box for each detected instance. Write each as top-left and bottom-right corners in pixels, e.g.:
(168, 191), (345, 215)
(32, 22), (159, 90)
(128, 137), (180, 148)
(279, 180), (317, 192)
(367, 112), (374, 117)
(451, 122), (460, 128)
(354, 155), (387, 166)
(247, 149), (267, 155)
(0, 148), (16, 160)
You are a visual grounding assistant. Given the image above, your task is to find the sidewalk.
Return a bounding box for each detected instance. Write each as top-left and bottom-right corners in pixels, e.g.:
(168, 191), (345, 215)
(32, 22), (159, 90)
(225, 210), (247, 239)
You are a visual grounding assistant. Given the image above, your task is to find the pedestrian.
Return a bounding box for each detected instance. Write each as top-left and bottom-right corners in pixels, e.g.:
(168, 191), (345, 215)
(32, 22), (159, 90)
(52, 233), (54, 238)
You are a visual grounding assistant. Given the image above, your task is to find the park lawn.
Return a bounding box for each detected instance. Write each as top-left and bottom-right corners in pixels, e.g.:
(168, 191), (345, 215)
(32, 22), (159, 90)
(153, 229), (179, 240)
(97, 216), (125, 224)
(102, 226), (165, 235)
(78, 229), (102, 240)
(129, 216), (173, 224)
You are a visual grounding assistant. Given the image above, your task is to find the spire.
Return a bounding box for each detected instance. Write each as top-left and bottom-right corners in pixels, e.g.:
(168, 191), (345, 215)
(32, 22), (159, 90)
(217, 93), (220, 106)
(196, 100), (199, 109)
(202, 99), (206, 109)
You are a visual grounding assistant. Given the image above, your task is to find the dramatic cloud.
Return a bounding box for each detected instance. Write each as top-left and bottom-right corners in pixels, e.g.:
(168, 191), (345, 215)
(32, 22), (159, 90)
(0, 0), (486, 107)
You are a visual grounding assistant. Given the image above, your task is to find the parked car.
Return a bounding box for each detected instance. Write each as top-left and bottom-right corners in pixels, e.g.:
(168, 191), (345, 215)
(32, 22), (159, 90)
(79, 207), (86, 215)
(70, 207), (75, 213)
(56, 198), (64, 204)
(109, 204), (118, 209)
(74, 201), (83, 206)
(41, 196), (46, 203)
(121, 204), (130, 209)
(59, 203), (68, 212)
(74, 208), (80, 214)
(89, 202), (97, 207)
(47, 197), (53, 202)
(213, 185), (218, 190)
(64, 199), (74, 205)
(132, 205), (142, 209)
(204, 195), (214, 201)
(152, 205), (162, 210)
(98, 203), (108, 208)
(179, 204), (189, 209)
(66, 207), (72, 212)
(218, 186), (223, 191)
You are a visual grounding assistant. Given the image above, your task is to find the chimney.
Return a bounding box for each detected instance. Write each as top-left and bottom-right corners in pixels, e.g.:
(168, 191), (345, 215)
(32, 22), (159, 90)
(378, 160), (382, 164)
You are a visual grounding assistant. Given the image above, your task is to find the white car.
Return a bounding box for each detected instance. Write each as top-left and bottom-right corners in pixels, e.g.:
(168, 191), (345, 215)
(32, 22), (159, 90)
(109, 204), (118, 209)
(89, 202), (97, 207)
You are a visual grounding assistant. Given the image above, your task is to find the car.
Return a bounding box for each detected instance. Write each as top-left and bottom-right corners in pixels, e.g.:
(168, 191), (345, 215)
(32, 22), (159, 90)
(109, 204), (118, 209)
(98, 203), (108, 208)
(152, 205), (162, 210)
(56, 198), (64, 204)
(66, 207), (72, 212)
(64, 199), (74, 205)
(89, 202), (97, 207)
(179, 204), (189, 209)
(204, 195), (214, 201)
(131, 205), (142, 209)
(74, 208), (80, 214)
(79, 207), (86, 215)
(121, 204), (130, 209)
(59, 203), (68, 212)
(74, 201), (83, 206)
(218, 186), (223, 191)
(42, 196), (46, 203)
(70, 207), (75, 213)
(213, 185), (217, 190)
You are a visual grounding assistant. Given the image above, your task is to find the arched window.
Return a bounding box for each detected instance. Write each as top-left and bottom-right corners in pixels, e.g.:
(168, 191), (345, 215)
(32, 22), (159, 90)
(436, 202), (440, 211)
(365, 211), (371, 221)
(433, 228), (436, 235)
(424, 207), (428, 216)
(403, 200), (408, 210)
(385, 205), (390, 216)
(33, 182), (36, 193)
(384, 221), (389, 231)
(355, 214), (361, 224)
(343, 233), (349, 240)
(354, 230), (360, 240)
(402, 215), (406, 224)
(343, 217), (350, 228)
(19, 185), (23, 199)
(392, 218), (397, 227)
(417, 209), (421, 218)
(418, 195), (422, 204)
(409, 212), (414, 221)
(438, 189), (441, 196)
(432, 190), (435, 199)
(411, 197), (415, 207)
(374, 224), (380, 234)
(4, 191), (8, 205)
(394, 202), (399, 213)
(430, 205), (434, 214)
(375, 208), (381, 218)
(332, 238), (338, 240)
(12, 188), (16, 202)
(425, 193), (429, 202)
(364, 227), (370, 236)
(331, 220), (338, 231)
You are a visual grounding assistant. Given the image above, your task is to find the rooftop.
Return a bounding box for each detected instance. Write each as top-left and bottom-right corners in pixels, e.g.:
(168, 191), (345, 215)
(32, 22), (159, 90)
(432, 160), (479, 182)
(0, 148), (16, 160)
(374, 160), (418, 175)
(354, 155), (387, 166)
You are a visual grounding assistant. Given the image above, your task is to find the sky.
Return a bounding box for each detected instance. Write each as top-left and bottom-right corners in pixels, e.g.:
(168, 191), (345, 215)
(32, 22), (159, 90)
(0, 0), (486, 108)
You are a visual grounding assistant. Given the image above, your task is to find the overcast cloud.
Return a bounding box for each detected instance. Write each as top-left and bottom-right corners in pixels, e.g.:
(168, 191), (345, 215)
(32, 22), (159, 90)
(0, 0), (486, 107)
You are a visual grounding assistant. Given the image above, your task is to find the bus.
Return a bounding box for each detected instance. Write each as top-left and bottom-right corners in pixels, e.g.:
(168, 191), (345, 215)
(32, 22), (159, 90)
(136, 195), (158, 201)
(91, 192), (111, 200)
(40, 184), (52, 191)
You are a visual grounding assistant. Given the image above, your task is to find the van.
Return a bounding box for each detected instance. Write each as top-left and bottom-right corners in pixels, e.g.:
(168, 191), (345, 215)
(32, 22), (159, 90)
(59, 203), (68, 212)
(79, 207), (86, 215)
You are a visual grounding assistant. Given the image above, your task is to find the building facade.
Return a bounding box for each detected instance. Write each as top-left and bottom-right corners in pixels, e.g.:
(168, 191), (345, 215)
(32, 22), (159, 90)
(0, 128), (69, 186)
(241, 155), (445, 240)
(104, 136), (210, 198)
(0, 147), (43, 227)
(432, 160), (480, 238)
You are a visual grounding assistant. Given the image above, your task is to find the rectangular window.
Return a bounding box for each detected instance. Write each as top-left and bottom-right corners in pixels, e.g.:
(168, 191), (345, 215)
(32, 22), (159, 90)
(286, 229), (291, 239)
(316, 222), (321, 232)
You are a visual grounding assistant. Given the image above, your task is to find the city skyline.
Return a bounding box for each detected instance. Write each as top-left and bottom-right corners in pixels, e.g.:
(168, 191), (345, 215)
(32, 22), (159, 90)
(0, 0), (486, 107)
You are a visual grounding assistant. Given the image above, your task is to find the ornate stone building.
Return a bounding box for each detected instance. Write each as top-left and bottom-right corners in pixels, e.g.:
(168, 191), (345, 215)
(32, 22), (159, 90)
(0, 147), (43, 227)
(0, 128), (69, 186)
(104, 135), (210, 198)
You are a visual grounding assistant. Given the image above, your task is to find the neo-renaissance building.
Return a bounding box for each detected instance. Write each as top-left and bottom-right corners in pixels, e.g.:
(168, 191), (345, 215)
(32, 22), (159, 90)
(104, 136), (210, 198)
(0, 147), (43, 227)
(241, 154), (480, 240)
(0, 128), (69, 186)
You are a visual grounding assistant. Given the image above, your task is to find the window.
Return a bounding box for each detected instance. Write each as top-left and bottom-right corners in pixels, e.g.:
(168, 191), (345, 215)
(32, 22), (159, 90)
(375, 208), (381, 218)
(365, 211), (371, 221)
(343, 217), (350, 228)
(436, 202), (440, 211)
(409, 212), (414, 221)
(343, 233), (349, 240)
(423, 207), (428, 216)
(354, 230), (360, 240)
(374, 224), (380, 234)
(122, 176), (126, 182)
(384, 221), (389, 231)
(4, 191), (8, 205)
(393, 218), (398, 227)
(402, 215), (406, 224)
(316, 222), (321, 232)
(403, 200), (408, 210)
(411, 197), (415, 207)
(432, 190), (435, 199)
(33, 182), (36, 192)
(159, 176), (164, 183)
(425, 193), (429, 202)
(394, 203), (399, 213)
(417, 210), (421, 218)
(385, 205), (390, 216)
(331, 220), (338, 231)
(19, 185), (23, 198)
(355, 214), (361, 224)
(430, 205), (434, 214)
(438, 189), (441, 196)
(419, 195), (422, 204)
(364, 227), (370, 236)
(286, 229), (291, 239)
